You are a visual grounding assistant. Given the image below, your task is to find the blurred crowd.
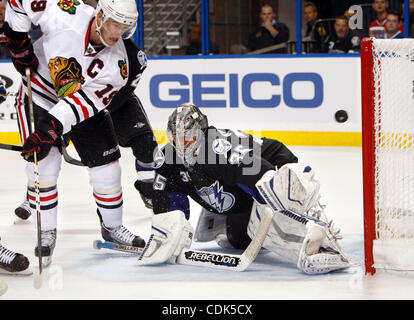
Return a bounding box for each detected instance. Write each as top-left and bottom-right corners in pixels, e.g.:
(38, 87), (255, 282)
(302, 0), (411, 54)
(180, 0), (413, 56)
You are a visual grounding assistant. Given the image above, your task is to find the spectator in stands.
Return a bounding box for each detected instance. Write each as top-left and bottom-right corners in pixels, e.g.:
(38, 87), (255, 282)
(369, 0), (389, 37)
(303, 2), (327, 53)
(401, 0), (414, 37)
(0, 0), (11, 59)
(185, 23), (219, 55)
(247, 3), (289, 54)
(386, 10), (404, 38)
(322, 15), (361, 53)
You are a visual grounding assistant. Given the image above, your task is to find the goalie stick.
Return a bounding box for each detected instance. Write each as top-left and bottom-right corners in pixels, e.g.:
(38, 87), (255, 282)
(0, 141), (84, 166)
(175, 207), (274, 271)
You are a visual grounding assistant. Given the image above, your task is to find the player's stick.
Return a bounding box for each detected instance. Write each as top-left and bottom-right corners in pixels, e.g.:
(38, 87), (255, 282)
(0, 141), (84, 166)
(26, 68), (43, 289)
(176, 207), (274, 271)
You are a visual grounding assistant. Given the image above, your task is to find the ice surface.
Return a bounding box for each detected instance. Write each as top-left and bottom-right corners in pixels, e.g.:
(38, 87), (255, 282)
(1, 146), (414, 300)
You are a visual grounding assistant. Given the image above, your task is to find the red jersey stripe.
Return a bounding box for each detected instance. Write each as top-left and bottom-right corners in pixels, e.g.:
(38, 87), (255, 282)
(93, 193), (123, 203)
(28, 192), (58, 202)
(69, 95), (90, 120)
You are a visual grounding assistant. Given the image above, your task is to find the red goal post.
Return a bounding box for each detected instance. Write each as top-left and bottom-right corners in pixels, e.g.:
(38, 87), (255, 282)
(361, 38), (414, 275)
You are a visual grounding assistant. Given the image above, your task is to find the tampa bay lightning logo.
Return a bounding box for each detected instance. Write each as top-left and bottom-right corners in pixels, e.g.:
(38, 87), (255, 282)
(196, 181), (235, 213)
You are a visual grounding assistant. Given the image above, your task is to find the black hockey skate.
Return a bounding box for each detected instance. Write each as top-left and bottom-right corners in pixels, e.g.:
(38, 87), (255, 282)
(101, 224), (145, 248)
(34, 229), (57, 268)
(94, 210), (145, 254)
(14, 198), (31, 221)
(0, 242), (31, 275)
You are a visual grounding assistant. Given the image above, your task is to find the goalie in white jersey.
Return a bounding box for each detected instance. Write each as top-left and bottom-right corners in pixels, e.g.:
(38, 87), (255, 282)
(4, 0), (149, 266)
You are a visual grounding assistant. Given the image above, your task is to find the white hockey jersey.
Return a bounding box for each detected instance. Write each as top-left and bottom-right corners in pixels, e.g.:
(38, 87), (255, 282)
(6, 0), (130, 134)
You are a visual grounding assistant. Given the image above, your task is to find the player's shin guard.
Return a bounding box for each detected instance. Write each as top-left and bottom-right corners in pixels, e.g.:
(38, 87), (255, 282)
(25, 147), (61, 232)
(88, 161), (123, 228)
(93, 188), (123, 229)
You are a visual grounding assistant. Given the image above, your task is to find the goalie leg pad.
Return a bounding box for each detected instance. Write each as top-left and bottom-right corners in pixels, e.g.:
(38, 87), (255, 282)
(248, 202), (307, 264)
(137, 211), (194, 265)
(298, 249), (352, 274)
(194, 208), (227, 242)
(256, 163), (321, 215)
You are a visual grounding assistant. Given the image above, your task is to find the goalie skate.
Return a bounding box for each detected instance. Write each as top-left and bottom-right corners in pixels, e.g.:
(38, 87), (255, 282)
(0, 243), (32, 276)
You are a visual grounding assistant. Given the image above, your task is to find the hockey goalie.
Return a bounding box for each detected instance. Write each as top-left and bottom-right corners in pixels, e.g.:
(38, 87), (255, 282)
(137, 103), (351, 274)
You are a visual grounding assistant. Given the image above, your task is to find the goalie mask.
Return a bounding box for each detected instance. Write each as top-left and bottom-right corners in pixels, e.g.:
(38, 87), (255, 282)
(167, 103), (208, 166)
(94, 0), (138, 47)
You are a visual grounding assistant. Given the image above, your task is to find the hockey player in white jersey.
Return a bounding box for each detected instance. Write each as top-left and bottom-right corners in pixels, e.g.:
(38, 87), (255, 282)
(4, 0), (148, 266)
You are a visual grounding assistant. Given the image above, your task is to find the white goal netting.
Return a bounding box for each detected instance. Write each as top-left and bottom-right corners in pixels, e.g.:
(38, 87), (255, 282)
(371, 39), (414, 271)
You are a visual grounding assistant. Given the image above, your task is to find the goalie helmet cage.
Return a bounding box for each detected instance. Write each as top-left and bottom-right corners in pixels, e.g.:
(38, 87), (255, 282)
(361, 38), (414, 275)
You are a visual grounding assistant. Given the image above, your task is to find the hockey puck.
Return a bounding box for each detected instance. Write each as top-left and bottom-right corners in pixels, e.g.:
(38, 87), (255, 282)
(335, 110), (348, 123)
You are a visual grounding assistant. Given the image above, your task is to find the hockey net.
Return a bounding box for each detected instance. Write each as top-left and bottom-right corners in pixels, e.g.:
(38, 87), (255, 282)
(362, 38), (414, 274)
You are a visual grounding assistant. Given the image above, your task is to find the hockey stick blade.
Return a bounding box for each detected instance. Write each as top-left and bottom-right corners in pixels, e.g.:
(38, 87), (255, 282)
(176, 207), (274, 271)
(93, 240), (144, 254)
(0, 143), (22, 152)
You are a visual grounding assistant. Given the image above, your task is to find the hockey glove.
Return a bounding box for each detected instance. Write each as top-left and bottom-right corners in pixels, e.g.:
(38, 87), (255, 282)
(22, 113), (63, 162)
(4, 23), (39, 76)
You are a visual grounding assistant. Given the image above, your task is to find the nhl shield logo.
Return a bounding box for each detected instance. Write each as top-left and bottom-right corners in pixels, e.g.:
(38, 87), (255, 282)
(57, 0), (80, 14)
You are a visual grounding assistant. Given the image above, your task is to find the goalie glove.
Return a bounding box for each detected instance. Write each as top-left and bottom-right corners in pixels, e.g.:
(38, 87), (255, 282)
(137, 211), (194, 266)
(22, 113), (63, 162)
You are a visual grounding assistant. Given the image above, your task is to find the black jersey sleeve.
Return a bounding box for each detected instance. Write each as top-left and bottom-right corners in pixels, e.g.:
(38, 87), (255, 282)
(151, 145), (191, 217)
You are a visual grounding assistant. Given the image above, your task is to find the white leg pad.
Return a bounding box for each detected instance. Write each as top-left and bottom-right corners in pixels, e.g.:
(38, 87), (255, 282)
(194, 208), (227, 242)
(248, 202), (307, 264)
(137, 211), (194, 265)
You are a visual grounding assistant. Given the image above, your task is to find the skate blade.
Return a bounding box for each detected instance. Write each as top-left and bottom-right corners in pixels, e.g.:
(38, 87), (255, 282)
(41, 256), (52, 268)
(0, 267), (33, 276)
(13, 216), (32, 225)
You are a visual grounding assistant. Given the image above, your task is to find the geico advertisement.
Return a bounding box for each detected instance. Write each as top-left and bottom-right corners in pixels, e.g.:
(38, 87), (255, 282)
(0, 62), (21, 132)
(0, 57), (361, 132)
(135, 57), (362, 132)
